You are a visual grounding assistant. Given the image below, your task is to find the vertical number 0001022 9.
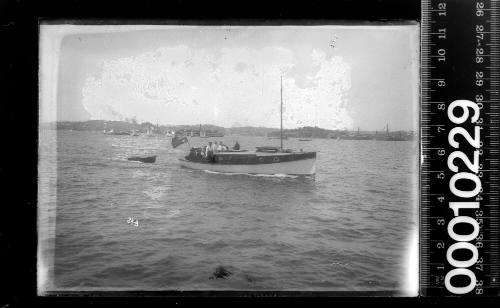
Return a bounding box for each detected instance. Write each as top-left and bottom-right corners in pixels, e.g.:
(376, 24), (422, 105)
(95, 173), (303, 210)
(421, 0), (499, 296)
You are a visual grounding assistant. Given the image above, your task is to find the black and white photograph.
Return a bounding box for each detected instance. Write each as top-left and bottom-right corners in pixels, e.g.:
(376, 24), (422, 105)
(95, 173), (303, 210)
(38, 23), (420, 295)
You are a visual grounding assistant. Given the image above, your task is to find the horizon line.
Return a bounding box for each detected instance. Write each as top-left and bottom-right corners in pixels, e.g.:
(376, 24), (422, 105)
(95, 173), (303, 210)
(42, 120), (416, 131)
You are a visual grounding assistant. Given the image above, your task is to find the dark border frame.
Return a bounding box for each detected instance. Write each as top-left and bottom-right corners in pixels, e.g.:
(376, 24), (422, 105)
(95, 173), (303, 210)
(0, 0), (440, 306)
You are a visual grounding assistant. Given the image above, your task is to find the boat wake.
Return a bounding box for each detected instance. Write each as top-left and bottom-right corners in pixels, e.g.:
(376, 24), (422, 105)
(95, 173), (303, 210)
(127, 160), (147, 164)
(131, 170), (151, 178)
(143, 186), (168, 200)
(164, 209), (181, 218)
(201, 169), (300, 179)
(113, 153), (129, 161)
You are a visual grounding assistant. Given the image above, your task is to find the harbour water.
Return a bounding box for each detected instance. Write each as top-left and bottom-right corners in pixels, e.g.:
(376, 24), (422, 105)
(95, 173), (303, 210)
(38, 130), (418, 292)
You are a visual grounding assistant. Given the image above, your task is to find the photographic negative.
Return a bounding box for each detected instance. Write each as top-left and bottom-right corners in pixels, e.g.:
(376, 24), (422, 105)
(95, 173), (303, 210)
(38, 23), (419, 295)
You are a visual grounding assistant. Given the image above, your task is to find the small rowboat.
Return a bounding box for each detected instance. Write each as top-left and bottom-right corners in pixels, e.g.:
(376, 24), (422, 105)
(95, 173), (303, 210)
(127, 155), (157, 163)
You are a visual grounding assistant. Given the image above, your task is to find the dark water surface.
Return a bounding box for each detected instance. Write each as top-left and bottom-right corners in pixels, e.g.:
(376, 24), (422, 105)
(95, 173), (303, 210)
(38, 130), (418, 292)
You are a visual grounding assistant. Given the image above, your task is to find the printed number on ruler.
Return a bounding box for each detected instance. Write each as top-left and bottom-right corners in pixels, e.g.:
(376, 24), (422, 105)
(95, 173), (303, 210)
(444, 99), (482, 295)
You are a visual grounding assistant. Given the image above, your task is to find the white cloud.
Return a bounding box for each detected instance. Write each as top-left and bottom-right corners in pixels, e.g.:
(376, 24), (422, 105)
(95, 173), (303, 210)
(81, 45), (352, 129)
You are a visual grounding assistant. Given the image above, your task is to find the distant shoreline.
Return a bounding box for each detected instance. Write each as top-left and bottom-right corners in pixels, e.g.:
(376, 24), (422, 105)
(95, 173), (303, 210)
(40, 120), (416, 140)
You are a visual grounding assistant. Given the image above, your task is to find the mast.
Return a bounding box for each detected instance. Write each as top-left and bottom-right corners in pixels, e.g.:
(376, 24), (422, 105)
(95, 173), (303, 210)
(280, 75), (283, 151)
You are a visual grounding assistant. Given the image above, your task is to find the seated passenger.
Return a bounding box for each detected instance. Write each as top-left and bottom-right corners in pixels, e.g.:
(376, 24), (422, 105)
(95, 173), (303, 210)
(217, 142), (225, 152)
(195, 148), (202, 159)
(187, 148), (196, 160)
(233, 141), (240, 150)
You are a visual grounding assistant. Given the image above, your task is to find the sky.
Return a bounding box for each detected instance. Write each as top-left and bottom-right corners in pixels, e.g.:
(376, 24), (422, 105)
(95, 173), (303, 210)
(40, 24), (419, 130)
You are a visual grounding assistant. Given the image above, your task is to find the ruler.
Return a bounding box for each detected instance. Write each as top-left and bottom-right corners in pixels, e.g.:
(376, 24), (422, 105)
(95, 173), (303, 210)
(421, 0), (499, 296)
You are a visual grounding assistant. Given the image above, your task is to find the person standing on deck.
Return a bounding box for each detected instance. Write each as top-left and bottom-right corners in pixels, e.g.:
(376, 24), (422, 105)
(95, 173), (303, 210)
(201, 145), (208, 158)
(206, 142), (214, 160)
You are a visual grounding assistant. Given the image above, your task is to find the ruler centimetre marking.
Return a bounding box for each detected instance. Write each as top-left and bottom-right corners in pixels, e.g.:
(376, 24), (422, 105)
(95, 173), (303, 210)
(421, 0), (499, 296)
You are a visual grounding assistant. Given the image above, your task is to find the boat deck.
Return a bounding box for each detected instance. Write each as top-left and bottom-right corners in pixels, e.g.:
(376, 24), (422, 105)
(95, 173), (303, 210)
(215, 151), (306, 157)
(185, 150), (316, 165)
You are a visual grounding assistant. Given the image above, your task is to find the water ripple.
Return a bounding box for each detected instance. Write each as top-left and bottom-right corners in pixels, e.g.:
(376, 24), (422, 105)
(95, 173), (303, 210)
(43, 131), (418, 291)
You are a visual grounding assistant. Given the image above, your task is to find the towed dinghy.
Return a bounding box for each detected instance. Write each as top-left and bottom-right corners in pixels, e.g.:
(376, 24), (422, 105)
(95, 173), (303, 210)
(127, 155), (157, 163)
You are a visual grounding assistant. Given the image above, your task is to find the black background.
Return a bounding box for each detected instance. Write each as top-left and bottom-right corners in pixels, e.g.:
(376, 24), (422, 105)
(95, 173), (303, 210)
(420, 0), (499, 297)
(0, 0), (496, 306)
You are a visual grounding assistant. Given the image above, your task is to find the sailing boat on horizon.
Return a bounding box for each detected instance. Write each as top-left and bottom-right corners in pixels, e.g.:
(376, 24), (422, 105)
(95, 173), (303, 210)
(146, 125), (154, 137)
(177, 75), (317, 176)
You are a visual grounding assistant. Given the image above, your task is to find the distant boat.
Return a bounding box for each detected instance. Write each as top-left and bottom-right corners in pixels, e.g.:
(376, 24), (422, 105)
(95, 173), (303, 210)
(104, 129), (131, 136)
(131, 130), (140, 136)
(146, 126), (154, 137)
(339, 127), (372, 140)
(339, 135), (372, 140)
(179, 76), (316, 176)
(201, 130), (224, 138)
(127, 155), (157, 163)
(298, 139), (312, 141)
(206, 131), (224, 137)
(178, 129), (200, 137)
(372, 124), (412, 141)
(179, 126), (225, 138)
